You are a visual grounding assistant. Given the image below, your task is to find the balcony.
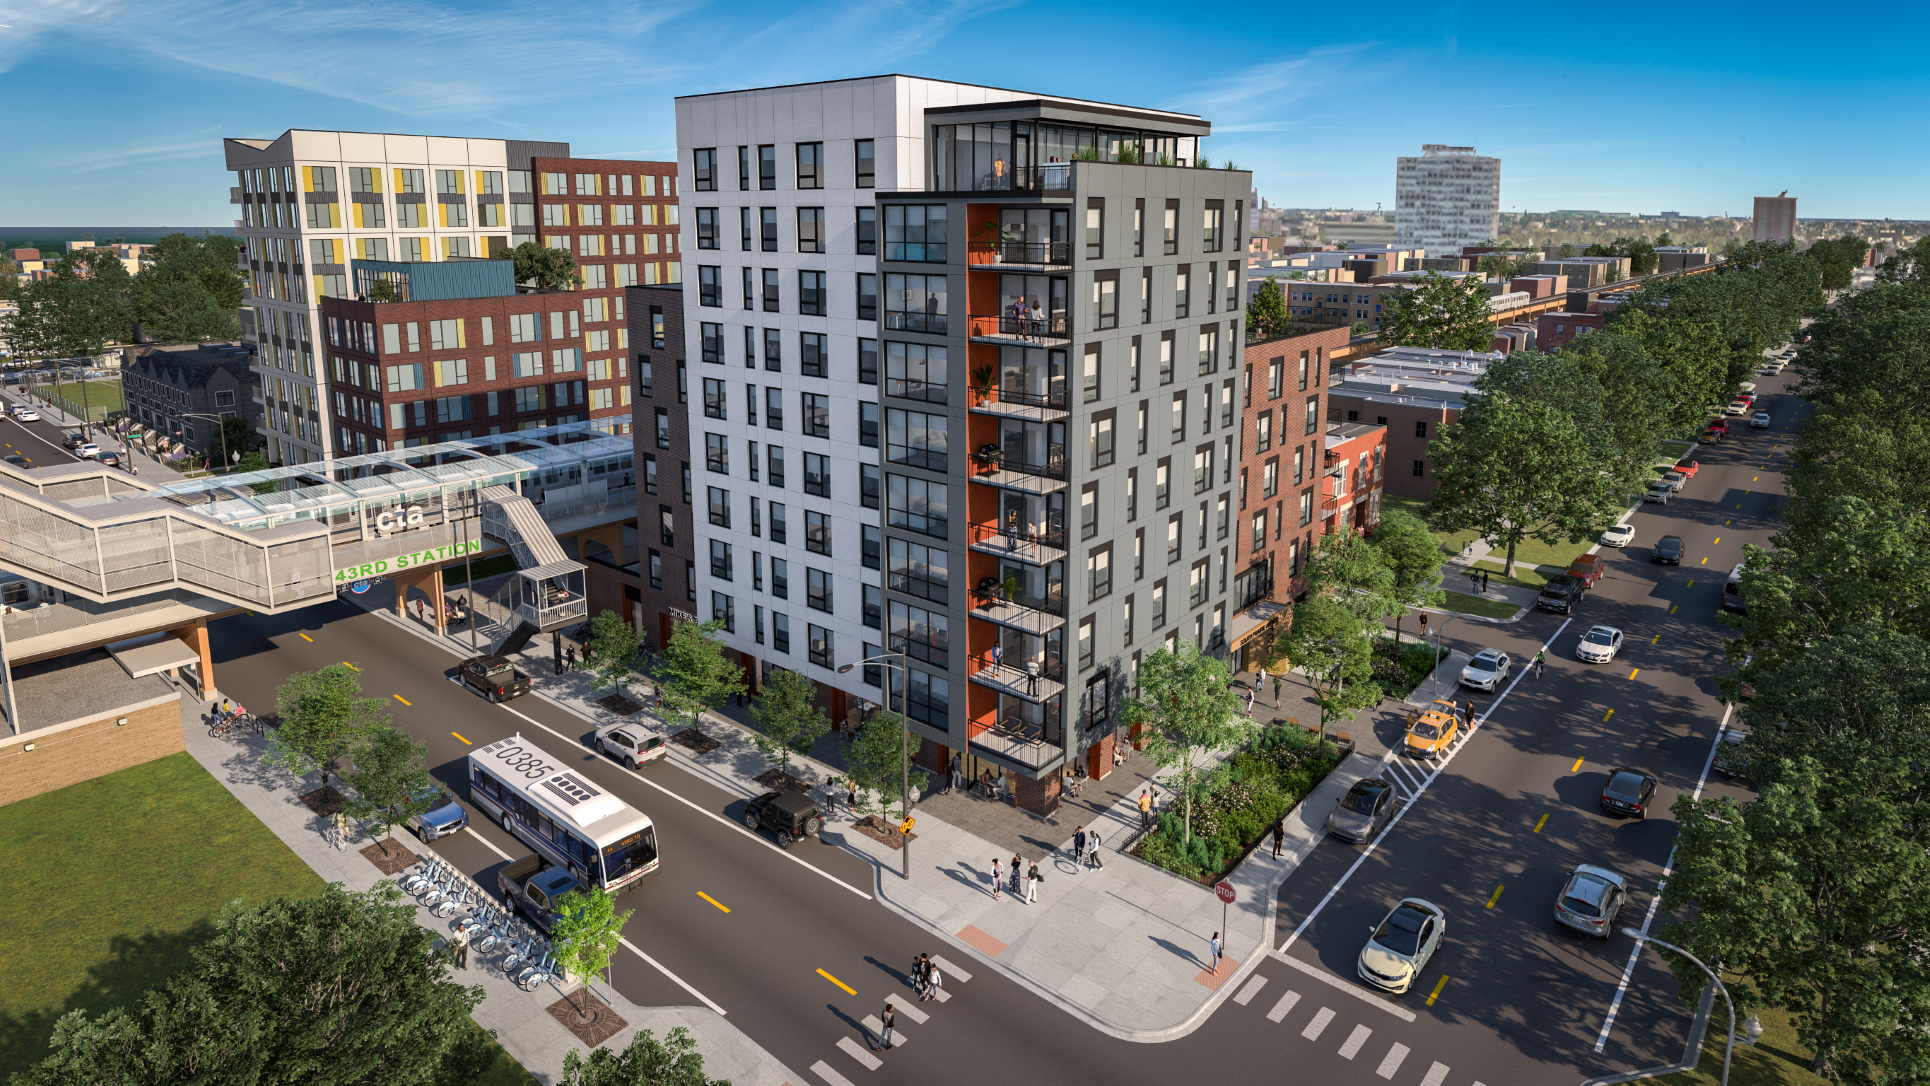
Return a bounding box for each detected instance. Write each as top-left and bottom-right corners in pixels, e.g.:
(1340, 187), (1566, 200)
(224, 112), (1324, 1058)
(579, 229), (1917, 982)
(967, 520), (1066, 566)
(968, 313), (1069, 347)
(968, 443), (1067, 495)
(967, 650), (1065, 705)
(970, 717), (1066, 773)
(968, 382), (1068, 421)
(968, 240), (1071, 270)
(970, 581), (1066, 636)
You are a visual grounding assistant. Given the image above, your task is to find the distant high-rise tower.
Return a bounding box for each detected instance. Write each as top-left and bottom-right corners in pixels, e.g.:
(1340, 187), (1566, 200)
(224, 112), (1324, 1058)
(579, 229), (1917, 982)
(1394, 145), (1499, 257)
(1753, 193), (1797, 241)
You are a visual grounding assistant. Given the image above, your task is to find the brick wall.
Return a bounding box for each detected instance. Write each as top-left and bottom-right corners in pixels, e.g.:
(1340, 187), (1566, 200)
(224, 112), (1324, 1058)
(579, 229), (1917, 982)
(1012, 770), (1060, 818)
(1328, 390), (1458, 502)
(0, 696), (184, 807)
(1236, 325), (1350, 604)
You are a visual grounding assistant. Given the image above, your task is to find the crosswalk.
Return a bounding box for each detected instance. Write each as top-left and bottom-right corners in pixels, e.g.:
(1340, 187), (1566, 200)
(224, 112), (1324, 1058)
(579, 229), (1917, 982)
(810, 956), (973, 1084)
(1236, 969), (1487, 1085)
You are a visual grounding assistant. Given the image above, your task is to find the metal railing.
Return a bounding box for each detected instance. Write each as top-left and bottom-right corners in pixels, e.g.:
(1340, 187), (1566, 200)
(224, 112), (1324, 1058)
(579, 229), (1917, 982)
(970, 718), (1065, 770)
(970, 240), (1072, 267)
(885, 377), (948, 404)
(972, 579), (1065, 618)
(968, 314), (1070, 343)
(973, 383), (1069, 412)
(972, 444), (1066, 482)
(968, 521), (1066, 555)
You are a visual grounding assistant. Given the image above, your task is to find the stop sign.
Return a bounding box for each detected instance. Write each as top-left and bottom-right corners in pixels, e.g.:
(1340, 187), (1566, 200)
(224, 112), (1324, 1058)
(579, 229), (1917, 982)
(1214, 880), (1236, 904)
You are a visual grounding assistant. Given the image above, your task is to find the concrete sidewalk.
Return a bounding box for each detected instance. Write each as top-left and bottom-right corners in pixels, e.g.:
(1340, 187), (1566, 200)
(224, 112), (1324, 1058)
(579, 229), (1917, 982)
(172, 683), (797, 1086)
(353, 589), (1379, 1043)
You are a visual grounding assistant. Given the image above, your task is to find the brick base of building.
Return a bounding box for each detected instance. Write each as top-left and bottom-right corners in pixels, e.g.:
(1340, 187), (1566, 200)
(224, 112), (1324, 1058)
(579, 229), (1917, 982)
(0, 696), (185, 807)
(1087, 732), (1116, 780)
(913, 740), (948, 779)
(1012, 771), (1060, 818)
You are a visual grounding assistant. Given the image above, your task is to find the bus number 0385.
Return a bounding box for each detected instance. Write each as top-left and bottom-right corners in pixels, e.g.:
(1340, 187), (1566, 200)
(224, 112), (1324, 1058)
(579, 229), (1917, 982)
(490, 745), (555, 780)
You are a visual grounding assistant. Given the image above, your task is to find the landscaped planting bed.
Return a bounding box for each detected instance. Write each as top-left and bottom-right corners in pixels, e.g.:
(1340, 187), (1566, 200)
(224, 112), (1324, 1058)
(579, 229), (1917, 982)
(1132, 726), (1338, 884)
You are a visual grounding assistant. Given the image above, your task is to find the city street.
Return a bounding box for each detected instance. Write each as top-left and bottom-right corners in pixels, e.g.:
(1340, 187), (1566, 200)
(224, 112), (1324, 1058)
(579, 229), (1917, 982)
(197, 366), (1801, 1086)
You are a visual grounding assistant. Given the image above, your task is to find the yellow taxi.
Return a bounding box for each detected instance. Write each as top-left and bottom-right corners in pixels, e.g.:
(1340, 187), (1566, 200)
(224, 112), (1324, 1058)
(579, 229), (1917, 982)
(1404, 700), (1460, 759)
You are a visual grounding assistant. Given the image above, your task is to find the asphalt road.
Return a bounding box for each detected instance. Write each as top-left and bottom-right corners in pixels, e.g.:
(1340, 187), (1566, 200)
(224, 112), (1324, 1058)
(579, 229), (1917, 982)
(0, 407), (83, 468)
(195, 364), (1801, 1086)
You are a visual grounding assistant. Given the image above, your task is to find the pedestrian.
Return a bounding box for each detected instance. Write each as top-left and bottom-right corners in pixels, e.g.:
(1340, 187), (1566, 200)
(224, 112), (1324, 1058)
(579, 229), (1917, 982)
(1138, 789), (1153, 830)
(1256, 664), (1267, 691)
(1418, 612), (1429, 635)
(990, 858), (1002, 900)
(1011, 853), (1022, 894)
(1072, 826), (1087, 867)
(949, 754), (962, 794)
(1272, 820), (1285, 859)
(848, 778), (859, 811)
(452, 919), (471, 970)
(1025, 862), (1040, 903)
(924, 964), (943, 1002)
(564, 644), (577, 671)
(1468, 570), (1480, 593)
(879, 1003), (896, 1050)
(1209, 932), (1222, 975)
(1087, 830), (1103, 869)
(1026, 659), (1040, 696)
(1535, 649), (1546, 678)
(332, 811), (347, 851)
(1245, 687), (1256, 717)
(1481, 569), (1491, 593)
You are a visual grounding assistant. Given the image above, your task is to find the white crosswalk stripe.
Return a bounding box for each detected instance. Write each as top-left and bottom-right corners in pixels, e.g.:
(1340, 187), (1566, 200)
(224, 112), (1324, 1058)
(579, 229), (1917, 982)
(837, 1036), (881, 1071)
(1267, 989), (1302, 1022)
(930, 955), (973, 983)
(1418, 1062), (1449, 1086)
(1301, 1007), (1335, 1041)
(1337, 1024), (1372, 1059)
(885, 993), (929, 1024)
(1376, 1042), (1409, 1079)
(811, 1059), (856, 1086)
(1234, 974), (1268, 1005)
(861, 1015), (907, 1049)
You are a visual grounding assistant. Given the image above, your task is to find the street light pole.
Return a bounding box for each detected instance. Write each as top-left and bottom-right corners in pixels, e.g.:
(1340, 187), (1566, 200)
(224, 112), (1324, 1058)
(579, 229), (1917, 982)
(839, 650), (912, 880)
(1622, 928), (1761, 1086)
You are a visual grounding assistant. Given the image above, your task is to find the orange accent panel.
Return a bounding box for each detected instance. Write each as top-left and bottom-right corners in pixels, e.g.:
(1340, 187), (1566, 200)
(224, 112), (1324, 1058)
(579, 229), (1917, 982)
(966, 679), (997, 739)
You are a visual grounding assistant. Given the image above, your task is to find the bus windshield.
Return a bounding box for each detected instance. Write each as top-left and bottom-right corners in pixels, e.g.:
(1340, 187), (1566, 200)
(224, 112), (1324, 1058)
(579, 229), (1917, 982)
(602, 826), (659, 882)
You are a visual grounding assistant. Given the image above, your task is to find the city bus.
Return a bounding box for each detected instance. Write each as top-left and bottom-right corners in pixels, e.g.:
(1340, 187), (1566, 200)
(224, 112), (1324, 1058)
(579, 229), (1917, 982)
(467, 734), (659, 892)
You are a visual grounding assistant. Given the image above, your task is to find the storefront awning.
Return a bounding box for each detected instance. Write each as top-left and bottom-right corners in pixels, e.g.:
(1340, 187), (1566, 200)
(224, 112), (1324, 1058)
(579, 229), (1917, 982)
(108, 634), (200, 678)
(1229, 600), (1288, 647)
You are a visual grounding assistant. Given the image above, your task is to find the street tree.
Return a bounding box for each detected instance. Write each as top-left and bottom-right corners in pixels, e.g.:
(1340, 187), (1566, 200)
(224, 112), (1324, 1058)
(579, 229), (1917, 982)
(1875, 236), (1930, 284)
(1376, 271), (1494, 351)
(1493, 345), (1666, 491)
(559, 1026), (729, 1086)
(1245, 276), (1290, 339)
(133, 277), (237, 342)
(4, 249), (135, 359)
(1121, 641), (1254, 842)
(1371, 508), (1447, 642)
(653, 618), (745, 736)
(18, 883), (489, 1086)
(1804, 233), (1872, 292)
(1424, 392), (1618, 576)
(551, 886), (635, 1021)
(748, 665), (831, 778)
(1601, 305), (1734, 436)
(1282, 593), (1379, 746)
(496, 241), (582, 291)
(582, 608), (644, 696)
(340, 723), (442, 857)
(1301, 527), (1394, 623)
(842, 710), (925, 817)
(263, 662), (390, 803)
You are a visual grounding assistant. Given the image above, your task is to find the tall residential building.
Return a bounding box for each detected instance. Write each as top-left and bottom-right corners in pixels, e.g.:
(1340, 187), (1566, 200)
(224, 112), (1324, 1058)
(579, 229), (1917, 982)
(1393, 145), (1499, 256)
(676, 75), (1246, 815)
(1753, 194), (1797, 241)
(223, 131), (568, 464)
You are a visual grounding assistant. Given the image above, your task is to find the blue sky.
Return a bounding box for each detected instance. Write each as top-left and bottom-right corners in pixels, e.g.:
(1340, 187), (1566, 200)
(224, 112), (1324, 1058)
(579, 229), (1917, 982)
(3, 0), (1925, 226)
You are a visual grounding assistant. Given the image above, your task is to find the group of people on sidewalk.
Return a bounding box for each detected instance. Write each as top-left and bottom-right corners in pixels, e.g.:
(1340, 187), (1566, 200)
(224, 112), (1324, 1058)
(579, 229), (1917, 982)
(987, 823), (1107, 902)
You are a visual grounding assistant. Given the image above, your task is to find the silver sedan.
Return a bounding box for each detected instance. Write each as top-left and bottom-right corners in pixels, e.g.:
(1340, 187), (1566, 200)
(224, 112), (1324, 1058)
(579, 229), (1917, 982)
(1576, 625), (1623, 664)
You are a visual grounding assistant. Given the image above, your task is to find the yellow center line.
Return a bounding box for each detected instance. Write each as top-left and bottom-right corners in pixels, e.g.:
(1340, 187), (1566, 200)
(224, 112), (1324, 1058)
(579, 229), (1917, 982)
(1628, 668), (1640, 680)
(1735, 503), (1741, 509)
(1713, 537), (1721, 544)
(299, 633), (314, 642)
(698, 891), (731, 913)
(1753, 476), (1759, 482)
(1670, 604), (1678, 614)
(393, 694), (411, 706)
(1486, 885), (1505, 908)
(1571, 755), (1585, 772)
(1686, 580), (1694, 588)
(1603, 709), (1615, 722)
(342, 662), (359, 671)
(1534, 813), (1549, 833)
(1725, 519), (1732, 525)
(1426, 975), (1449, 1006)
(817, 968), (855, 995)
(451, 732), (471, 745)
(1701, 558), (1708, 565)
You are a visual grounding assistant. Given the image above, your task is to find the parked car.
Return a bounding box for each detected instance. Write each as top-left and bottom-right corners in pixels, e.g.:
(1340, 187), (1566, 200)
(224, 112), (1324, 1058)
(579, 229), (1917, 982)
(497, 855), (580, 933)
(1537, 575), (1585, 614)
(1652, 535), (1684, 565)
(1722, 562), (1748, 613)
(1707, 418), (1730, 435)
(1711, 728), (1750, 781)
(742, 790), (825, 849)
(1751, 412), (1771, 428)
(407, 786), (469, 842)
(1460, 649), (1511, 692)
(457, 654), (531, 702)
(596, 723), (667, 770)
(1599, 768), (1658, 819)
(1644, 483), (1672, 504)
(1567, 553), (1605, 588)
(1403, 705), (1459, 759)
(77, 442), (99, 459)
(1357, 898), (1447, 995)
(1326, 778), (1398, 844)
(1, 453), (26, 468)
(1738, 392), (1757, 407)
(1672, 458), (1699, 480)
(1576, 625), (1624, 663)
(1601, 523), (1635, 548)
(96, 450), (119, 466)
(1554, 865), (1629, 939)
(1661, 470), (1687, 492)
(1725, 400), (1750, 416)
(11, 407), (38, 422)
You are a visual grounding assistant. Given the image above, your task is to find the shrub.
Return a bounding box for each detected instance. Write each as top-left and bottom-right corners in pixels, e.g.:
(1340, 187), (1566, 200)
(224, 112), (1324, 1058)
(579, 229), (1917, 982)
(1132, 732), (1337, 884)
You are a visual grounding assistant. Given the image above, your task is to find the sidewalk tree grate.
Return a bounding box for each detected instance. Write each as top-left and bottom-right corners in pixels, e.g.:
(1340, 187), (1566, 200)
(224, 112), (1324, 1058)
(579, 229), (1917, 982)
(753, 768), (816, 794)
(669, 727), (723, 755)
(955, 924), (1008, 958)
(544, 988), (629, 1050)
(357, 839), (419, 875)
(596, 693), (644, 716)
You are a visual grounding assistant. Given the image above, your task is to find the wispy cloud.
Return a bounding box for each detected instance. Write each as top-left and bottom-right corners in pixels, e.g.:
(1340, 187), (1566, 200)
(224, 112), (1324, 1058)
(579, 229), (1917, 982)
(41, 132), (223, 172)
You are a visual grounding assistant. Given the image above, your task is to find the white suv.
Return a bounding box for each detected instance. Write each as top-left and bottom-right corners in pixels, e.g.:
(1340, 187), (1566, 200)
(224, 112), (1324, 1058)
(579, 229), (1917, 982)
(596, 723), (667, 770)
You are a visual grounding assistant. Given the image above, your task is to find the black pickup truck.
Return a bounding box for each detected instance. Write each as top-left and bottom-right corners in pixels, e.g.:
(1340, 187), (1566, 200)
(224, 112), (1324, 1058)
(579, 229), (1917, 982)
(497, 854), (580, 933)
(458, 654), (531, 702)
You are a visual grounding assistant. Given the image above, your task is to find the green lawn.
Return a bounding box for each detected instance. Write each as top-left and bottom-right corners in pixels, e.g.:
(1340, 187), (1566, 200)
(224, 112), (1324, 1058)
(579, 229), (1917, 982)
(1439, 590), (1520, 619)
(1381, 494), (1483, 555)
(0, 753), (328, 1070)
(1657, 1000), (1827, 1086)
(23, 379), (125, 422)
(1464, 561), (1570, 591)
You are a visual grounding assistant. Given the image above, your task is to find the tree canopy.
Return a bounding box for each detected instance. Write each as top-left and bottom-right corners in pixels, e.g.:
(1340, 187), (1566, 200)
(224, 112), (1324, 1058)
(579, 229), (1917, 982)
(1121, 641), (1254, 841)
(1245, 276), (1290, 340)
(653, 619), (745, 735)
(495, 241), (582, 292)
(263, 663), (391, 802)
(748, 665), (831, 777)
(1376, 271), (1494, 351)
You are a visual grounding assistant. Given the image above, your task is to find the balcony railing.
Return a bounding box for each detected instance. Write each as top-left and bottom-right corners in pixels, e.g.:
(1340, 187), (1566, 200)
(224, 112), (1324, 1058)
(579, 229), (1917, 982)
(886, 377), (948, 405)
(968, 314), (1069, 344)
(970, 716), (1066, 771)
(973, 383), (1068, 413)
(973, 578), (1065, 618)
(970, 240), (1072, 267)
(972, 443), (1066, 482)
(968, 520), (1066, 562)
(966, 650), (1065, 704)
(884, 311), (948, 335)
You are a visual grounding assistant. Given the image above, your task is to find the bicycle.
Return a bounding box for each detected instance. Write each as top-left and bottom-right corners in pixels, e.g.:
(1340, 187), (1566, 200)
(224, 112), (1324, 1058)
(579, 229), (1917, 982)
(518, 952), (556, 992)
(419, 869), (454, 909)
(400, 858), (442, 895)
(433, 882), (471, 919)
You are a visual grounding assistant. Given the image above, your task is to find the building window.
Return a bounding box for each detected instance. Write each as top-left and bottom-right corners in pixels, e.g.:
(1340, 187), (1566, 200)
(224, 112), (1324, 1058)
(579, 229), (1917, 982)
(649, 551), (663, 589)
(655, 408), (671, 449)
(1088, 547), (1112, 601)
(1416, 420), (1428, 438)
(801, 393), (830, 438)
(1090, 414), (1114, 468)
(1077, 615), (1096, 670)
(758, 145), (776, 190)
(806, 568), (833, 614)
(702, 378), (726, 419)
(795, 142), (822, 189)
(767, 444), (785, 486)
(883, 274), (947, 334)
(707, 486), (730, 528)
(864, 585), (883, 629)
(803, 452), (831, 498)
(857, 273), (877, 320)
(698, 266), (720, 307)
(701, 323), (722, 365)
(858, 338), (879, 385)
(856, 207), (877, 255)
(888, 538), (947, 604)
(884, 341), (948, 404)
(859, 402), (880, 447)
(1203, 200), (1224, 252)
(1083, 344), (1102, 403)
(889, 601), (948, 668)
(760, 208), (778, 253)
(861, 463), (881, 508)
(1092, 270), (1118, 330)
(884, 204), (948, 262)
(1163, 199), (1178, 256)
(1305, 398), (1319, 437)
(771, 557), (788, 598)
(762, 267), (780, 312)
(712, 591), (735, 633)
(855, 139), (875, 188)
(694, 148), (716, 191)
(772, 611), (790, 654)
(695, 208), (719, 249)
(887, 475), (948, 539)
(807, 625), (834, 669)
(1256, 411), (1272, 452)
(1413, 459), (1426, 477)
(798, 270), (825, 316)
(885, 408), (947, 470)
(863, 525), (881, 570)
(797, 207), (824, 253)
(804, 509), (831, 554)
(704, 432), (728, 474)
(710, 539), (733, 581)
(1085, 198), (1104, 259)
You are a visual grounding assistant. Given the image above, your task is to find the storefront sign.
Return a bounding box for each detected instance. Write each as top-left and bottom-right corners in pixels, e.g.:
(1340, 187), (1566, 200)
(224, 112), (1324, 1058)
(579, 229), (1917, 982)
(332, 539), (483, 584)
(668, 607), (697, 622)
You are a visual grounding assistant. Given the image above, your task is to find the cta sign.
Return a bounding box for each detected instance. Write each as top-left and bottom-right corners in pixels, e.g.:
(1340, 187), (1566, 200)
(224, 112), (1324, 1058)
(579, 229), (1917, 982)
(333, 539), (483, 584)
